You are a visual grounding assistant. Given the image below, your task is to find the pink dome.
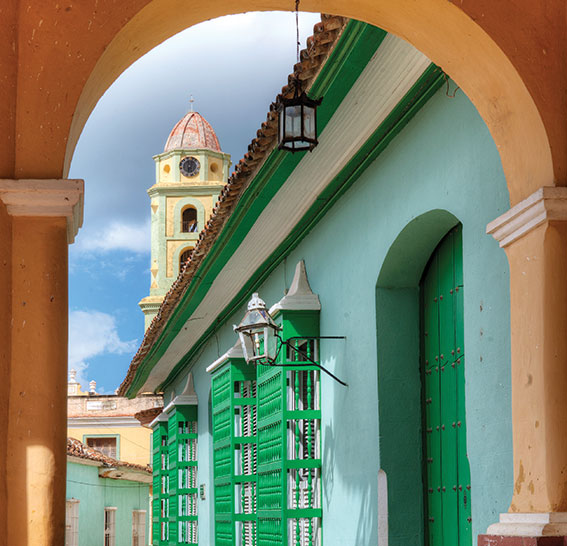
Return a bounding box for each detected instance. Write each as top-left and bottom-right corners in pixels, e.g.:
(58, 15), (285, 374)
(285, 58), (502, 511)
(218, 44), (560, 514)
(164, 111), (221, 152)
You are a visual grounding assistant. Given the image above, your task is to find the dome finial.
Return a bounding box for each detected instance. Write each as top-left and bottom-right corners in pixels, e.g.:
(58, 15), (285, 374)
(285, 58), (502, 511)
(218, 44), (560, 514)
(189, 95), (195, 113)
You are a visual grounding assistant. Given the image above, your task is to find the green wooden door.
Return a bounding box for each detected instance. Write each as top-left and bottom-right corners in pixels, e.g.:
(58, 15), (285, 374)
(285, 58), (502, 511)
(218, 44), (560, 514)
(422, 225), (471, 546)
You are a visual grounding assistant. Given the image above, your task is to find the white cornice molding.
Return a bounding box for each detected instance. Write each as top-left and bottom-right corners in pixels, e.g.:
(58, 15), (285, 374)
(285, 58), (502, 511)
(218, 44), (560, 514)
(486, 512), (567, 537)
(67, 454), (102, 467)
(98, 467), (152, 483)
(149, 410), (169, 429)
(206, 342), (244, 374)
(68, 416), (141, 427)
(0, 179), (84, 243)
(487, 186), (567, 248)
(148, 184), (225, 197)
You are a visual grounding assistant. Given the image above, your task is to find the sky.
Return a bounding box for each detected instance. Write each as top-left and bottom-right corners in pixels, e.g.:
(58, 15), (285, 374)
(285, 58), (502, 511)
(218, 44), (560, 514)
(68, 11), (321, 394)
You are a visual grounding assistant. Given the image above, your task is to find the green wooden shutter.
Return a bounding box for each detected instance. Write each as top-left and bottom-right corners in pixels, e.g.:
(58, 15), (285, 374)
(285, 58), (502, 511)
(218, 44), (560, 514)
(421, 225), (472, 546)
(257, 363), (285, 546)
(212, 359), (258, 545)
(233, 362), (258, 544)
(212, 365), (233, 546)
(260, 309), (322, 546)
(167, 405), (198, 545)
(152, 417), (170, 545)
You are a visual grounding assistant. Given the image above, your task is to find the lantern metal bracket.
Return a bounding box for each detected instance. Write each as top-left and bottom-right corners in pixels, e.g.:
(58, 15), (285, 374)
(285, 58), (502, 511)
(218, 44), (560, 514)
(260, 334), (348, 387)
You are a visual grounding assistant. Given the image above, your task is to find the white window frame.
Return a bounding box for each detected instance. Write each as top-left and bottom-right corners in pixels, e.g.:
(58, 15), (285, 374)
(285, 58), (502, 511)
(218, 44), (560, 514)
(104, 507), (117, 546)
(132, 509), (146, 546)
(65, 498), (79, 546)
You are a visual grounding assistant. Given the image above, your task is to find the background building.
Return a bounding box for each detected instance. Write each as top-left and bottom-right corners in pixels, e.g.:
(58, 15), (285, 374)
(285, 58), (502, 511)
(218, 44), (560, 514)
(68, 371), (162, 467)
(66, 437), (152, 546)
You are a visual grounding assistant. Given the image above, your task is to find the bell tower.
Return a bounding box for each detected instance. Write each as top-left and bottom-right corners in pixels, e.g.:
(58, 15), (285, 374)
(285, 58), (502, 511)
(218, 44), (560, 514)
(139, 107), (231, 330)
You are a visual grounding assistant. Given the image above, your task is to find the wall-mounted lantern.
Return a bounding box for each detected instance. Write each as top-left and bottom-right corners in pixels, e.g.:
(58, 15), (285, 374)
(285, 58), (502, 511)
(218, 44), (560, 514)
(233, 293), (280, 364)
(234, 290), (348, 386)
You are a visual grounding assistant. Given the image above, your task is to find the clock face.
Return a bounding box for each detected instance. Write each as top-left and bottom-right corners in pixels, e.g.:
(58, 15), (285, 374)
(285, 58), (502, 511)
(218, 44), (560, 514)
(179, 156), (200, 177)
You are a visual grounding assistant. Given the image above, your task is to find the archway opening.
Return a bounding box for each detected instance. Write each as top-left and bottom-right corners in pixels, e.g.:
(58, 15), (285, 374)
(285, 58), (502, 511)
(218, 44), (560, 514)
(376, 209), (459, 546)
(181, 207), (198, 233)
(57, 1), (553, 205)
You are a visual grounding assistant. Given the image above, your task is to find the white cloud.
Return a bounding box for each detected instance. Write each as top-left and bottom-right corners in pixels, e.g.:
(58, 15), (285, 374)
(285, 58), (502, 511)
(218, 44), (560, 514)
(69, 310), (137, 390)
(74, 220), (150, 254)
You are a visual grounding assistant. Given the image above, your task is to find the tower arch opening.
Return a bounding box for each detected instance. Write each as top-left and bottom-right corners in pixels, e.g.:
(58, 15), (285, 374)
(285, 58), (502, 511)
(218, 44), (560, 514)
(182, 207), (198, 233)
(179, 248), (193, 272)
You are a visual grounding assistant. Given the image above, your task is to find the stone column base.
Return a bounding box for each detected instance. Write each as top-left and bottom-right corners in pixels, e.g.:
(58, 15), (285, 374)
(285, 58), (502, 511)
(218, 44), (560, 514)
(479, 536), (567, 545)
(479, 514), (567, 546)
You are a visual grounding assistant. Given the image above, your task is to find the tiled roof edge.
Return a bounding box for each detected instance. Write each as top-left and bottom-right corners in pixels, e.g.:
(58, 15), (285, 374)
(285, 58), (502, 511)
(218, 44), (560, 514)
(118, 14), (348, 397)
(66, 437), (152, 474)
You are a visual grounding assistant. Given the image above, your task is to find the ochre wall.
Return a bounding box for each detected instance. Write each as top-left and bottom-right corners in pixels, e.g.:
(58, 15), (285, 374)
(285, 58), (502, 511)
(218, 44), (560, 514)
(450, 0), (567, 188)
(67, 426), (153, 467)
(0, 203), (12, 546)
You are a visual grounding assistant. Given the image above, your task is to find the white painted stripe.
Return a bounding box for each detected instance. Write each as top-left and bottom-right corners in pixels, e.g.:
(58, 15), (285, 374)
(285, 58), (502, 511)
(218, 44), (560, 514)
(68, 417), (141, 427)
(141, 35), (431, 391)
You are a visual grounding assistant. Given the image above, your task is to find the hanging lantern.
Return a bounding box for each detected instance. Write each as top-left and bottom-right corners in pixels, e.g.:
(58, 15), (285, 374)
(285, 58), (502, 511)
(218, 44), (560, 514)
(233, 293), (281, 364)
(277, 79), (323, 153)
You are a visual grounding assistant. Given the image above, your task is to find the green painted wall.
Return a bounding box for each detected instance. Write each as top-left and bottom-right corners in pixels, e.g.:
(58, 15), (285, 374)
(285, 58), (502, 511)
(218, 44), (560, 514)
(66, 461), (150, 545)
(165, 85), (512, 545)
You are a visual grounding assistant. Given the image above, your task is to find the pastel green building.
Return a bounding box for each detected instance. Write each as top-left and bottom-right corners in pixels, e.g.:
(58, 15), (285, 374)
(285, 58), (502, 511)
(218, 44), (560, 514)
(65, 438), (152, 546)
(122, 17), (513, 546)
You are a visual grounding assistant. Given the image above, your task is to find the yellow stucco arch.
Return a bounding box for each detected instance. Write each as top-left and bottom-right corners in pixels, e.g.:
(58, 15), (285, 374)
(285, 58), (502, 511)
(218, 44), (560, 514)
(66, 0), (553, 206)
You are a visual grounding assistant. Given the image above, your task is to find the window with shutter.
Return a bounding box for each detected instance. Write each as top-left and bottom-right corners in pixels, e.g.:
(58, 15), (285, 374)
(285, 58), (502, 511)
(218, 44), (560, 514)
(211, 305), (322, 546)
(65, 499), (79, 546)
(85, 436), (117, 459)
(132, 510), (146, 546)
(168, 405), (198, 545)
(104, 508), (116, 546)
(152, 417), (169, 545)
(151, 399), (198, 545)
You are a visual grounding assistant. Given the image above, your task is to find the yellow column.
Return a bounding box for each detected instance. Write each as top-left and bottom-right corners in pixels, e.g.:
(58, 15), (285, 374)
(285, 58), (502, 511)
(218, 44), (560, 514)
(483, 187), (567, 538)
(0, 180), (83, 546)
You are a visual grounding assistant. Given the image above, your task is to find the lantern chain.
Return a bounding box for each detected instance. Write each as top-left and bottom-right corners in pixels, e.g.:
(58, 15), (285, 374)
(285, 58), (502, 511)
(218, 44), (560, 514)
(295, 0), (300, 65)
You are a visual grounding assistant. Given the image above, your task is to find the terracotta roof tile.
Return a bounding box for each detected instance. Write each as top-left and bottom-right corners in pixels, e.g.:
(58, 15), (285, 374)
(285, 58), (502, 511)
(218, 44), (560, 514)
(118, 14), (348, 397)
(67, 437), (152, 474)
(134, 407), (163, 427)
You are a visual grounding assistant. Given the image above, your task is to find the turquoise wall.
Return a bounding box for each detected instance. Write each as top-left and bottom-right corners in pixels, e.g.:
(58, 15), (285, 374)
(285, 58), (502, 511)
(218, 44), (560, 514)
(66, 461), (150, 545)
(167, 85), (512, 545)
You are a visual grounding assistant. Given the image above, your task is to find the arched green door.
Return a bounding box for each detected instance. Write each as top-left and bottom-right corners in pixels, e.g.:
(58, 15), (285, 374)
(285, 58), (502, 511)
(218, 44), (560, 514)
(421, 225), (472, 546)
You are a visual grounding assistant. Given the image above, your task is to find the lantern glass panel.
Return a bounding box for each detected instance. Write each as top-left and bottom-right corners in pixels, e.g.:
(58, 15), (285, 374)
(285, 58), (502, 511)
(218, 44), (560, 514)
(285, 105), (302, 139)
(264, 326), (278, 362)
(237, 330), (256, 363)
(303, 105), (316, 140)
(279, 111), (285, 142)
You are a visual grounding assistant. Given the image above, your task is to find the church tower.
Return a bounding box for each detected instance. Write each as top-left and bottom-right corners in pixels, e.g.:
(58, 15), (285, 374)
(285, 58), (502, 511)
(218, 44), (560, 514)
(139, 108), (231, 330)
